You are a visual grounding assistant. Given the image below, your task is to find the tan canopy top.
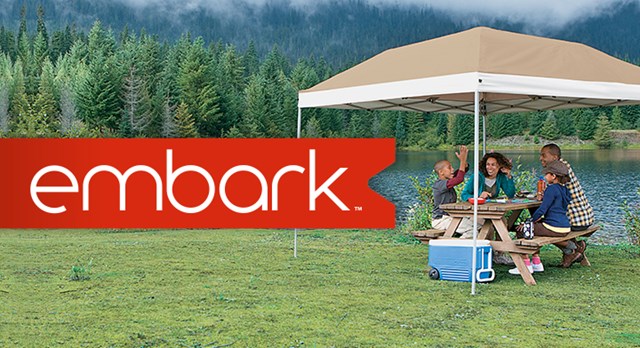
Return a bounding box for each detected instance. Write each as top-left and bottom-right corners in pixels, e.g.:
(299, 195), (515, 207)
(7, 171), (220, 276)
(298, 27), (640, 114)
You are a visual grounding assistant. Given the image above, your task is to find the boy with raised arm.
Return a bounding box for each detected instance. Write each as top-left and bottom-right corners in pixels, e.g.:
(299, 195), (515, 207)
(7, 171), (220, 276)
(431, 146), (473, 235)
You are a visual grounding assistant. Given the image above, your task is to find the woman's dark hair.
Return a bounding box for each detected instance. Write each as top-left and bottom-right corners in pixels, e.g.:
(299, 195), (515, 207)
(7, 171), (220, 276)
(479, 152), (512, 177)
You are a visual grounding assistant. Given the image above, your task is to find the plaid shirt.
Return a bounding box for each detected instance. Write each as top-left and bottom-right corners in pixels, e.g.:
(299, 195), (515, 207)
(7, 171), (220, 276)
(561, 158), (595, 227)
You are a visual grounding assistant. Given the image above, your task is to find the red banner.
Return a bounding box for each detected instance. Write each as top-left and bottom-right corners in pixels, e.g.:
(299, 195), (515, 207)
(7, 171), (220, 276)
(0, 138), (395, 228)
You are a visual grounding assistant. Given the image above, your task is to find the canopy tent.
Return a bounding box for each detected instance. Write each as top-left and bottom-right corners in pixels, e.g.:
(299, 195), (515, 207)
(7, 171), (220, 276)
(296, 26), (640, 293)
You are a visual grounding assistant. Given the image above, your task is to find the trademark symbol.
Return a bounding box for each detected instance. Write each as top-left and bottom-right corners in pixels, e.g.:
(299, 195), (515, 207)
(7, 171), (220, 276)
(354, 206), (363, 211)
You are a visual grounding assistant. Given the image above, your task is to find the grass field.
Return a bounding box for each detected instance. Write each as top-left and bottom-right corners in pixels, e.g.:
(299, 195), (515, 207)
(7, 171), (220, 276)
(1, 228), (639, 347)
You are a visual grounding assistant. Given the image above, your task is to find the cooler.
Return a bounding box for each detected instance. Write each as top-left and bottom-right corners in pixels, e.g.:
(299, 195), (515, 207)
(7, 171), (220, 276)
(428, 239), (495, 282)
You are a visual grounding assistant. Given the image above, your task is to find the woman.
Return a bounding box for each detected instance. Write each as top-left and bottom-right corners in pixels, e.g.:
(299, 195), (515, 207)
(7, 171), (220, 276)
(461, 152), (516, 202)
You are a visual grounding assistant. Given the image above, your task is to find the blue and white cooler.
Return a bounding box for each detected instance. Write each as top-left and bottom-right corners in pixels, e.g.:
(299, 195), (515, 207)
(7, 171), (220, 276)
(428, 239), (495, 282)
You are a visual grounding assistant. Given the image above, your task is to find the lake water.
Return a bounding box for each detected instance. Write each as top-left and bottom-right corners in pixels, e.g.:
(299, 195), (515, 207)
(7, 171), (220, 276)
(369, 149), (640, 244)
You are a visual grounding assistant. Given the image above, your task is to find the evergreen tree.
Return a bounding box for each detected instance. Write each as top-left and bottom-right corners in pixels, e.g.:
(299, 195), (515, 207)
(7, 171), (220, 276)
(160, 98), (177, 138)
(216, 45), (246, 133)
(528, 111), (545, 135)
(371, 114), (381, 138)
(594, 113), (614, 148)
(0, 83), (8, 135)
(242, 74), (267, 137)
(242, 40), (260, 78)
(9, 60), (29, 120)
(58, 85), (78, 136)
(178, 37), (222, 136)
(610, 106), (628, 129)
(452, 114), (473, 145)
(0, 27), (17, 60)
(174, 102), (199, 138)
(36, 5), (49, 50)
(539, 111), (560, 140)
(76, 52), (122, 131)
(348, 111), (369, 138)
(575, 108), (598, 140)
(406, 112), (424, 145)
(121, 66), (152, 136)
(224, 125), (243, 138)
(0, 54), (11, 134)
(395, 113), (407, 147)
(31, 58), (58, 133)
(303, 115), (322, 138)
(555, 109), (575, 136)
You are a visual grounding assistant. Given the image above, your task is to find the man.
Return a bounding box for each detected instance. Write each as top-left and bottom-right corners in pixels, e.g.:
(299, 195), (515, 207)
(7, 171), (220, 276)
(539, 143), (594, 267)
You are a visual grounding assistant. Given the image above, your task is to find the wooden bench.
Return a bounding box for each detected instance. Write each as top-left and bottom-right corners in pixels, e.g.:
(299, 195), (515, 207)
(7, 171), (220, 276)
(412, 229), (445, 244)
(513, 225), (600, 266)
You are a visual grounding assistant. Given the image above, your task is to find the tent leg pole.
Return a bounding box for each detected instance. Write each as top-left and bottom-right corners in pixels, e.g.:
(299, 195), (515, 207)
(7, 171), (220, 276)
(472, 90), (480, 295)
(482, 112), (487, 156)
(295, 107), (302, 258)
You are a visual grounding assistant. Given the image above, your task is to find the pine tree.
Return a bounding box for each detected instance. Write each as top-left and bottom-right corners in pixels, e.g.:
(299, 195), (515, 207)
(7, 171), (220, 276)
(406, 112), (424, 145)
(121, 66), (152, 136)
(178, 37), (222, 136)
(31, 58), (58, 134)
(160, 98), (177, 138)
(9, 60), (29, 120)
(58, 85), (78, 136)
(576, 108), (597, 140)
(216, 45), (246, 133)
(395, 113), (407, 146)
(303, 115), (322, 138)
(539, 111), (560, 140)
(242, 74), (267, 137)
(175, 102), (199, 138)
(452, 114), (473, 145)
(242, 40), (260, 78)
(594, 113), (614, 148)
(555, 109), (575, 136)
(76, 52), (122, 131)
(610, 106), (628, 130)
(0, 82), (8, 135)
(528, 111), (545, 135)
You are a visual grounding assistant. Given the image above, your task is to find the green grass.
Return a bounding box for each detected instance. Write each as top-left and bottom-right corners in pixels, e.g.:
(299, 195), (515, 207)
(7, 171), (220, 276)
(1, 229), (639, 347)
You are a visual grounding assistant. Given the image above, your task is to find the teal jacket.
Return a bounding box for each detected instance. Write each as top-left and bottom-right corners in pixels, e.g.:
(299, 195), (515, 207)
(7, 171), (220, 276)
(461, 172), (516, 201)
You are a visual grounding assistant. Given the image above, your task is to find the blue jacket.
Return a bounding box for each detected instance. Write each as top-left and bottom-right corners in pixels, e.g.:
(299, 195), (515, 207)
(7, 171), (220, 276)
(532, 183), (572, 228)
(461, 172), (516, 201)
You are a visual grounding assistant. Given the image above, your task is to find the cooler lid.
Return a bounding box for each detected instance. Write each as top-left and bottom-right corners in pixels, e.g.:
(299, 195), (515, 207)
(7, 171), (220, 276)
(428, 239), (491, 247)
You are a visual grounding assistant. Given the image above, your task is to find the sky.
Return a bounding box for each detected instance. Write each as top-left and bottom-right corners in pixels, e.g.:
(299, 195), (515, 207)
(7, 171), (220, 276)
(105, 0), (638, 32)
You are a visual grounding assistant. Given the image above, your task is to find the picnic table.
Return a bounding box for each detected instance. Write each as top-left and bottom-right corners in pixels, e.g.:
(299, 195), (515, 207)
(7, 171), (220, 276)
(414, 199), (598, 285)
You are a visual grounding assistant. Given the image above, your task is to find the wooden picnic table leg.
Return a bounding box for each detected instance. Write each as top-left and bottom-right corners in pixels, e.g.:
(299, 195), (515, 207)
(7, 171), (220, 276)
(511, 253), (537, 285)
(506, 208), (523, 230)
(492, 218), (537, 285)
(443, 217), (462, 238)
(477, 219), (494, 240)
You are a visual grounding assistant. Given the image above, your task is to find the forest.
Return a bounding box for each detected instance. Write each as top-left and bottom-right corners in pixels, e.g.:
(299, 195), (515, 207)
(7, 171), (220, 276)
(1, 4), (639, 147)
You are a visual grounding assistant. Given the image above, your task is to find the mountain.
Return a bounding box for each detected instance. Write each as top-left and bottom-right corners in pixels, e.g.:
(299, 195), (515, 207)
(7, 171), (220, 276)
(1, 0), (640, 67)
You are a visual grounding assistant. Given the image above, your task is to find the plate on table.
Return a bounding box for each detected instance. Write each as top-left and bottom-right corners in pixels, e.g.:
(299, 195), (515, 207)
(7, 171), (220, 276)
(468, 197), (486, 204)
(516, 190), (531, 198)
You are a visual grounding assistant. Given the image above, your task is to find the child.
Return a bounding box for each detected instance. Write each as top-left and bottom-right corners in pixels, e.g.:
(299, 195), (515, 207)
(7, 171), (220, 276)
(431, 146), (473, 235)
(510, 160), (572, 275)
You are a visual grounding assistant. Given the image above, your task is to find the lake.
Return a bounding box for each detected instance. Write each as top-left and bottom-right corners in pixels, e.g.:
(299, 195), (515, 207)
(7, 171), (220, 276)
(369, 149), (640, 244)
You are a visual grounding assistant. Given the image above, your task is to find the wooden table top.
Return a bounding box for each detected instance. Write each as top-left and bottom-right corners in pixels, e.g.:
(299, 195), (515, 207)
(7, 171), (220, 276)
(440, 199), (541, 212)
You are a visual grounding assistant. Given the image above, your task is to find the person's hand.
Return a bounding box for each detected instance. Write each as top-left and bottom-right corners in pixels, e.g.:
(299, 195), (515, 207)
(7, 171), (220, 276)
(480, 191), (491, 199)
(536, 191), (544, 201)
(501, 166), (512, 179)
(456, 145), (468, 161)
(515, 224), (523, 233)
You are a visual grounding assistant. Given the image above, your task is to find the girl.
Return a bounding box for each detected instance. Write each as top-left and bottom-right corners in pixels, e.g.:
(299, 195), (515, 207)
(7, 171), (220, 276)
(511, 160), (572, 274)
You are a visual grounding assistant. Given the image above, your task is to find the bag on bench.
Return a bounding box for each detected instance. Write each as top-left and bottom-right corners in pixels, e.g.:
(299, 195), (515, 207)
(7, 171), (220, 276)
(522, 218), (534, 240)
